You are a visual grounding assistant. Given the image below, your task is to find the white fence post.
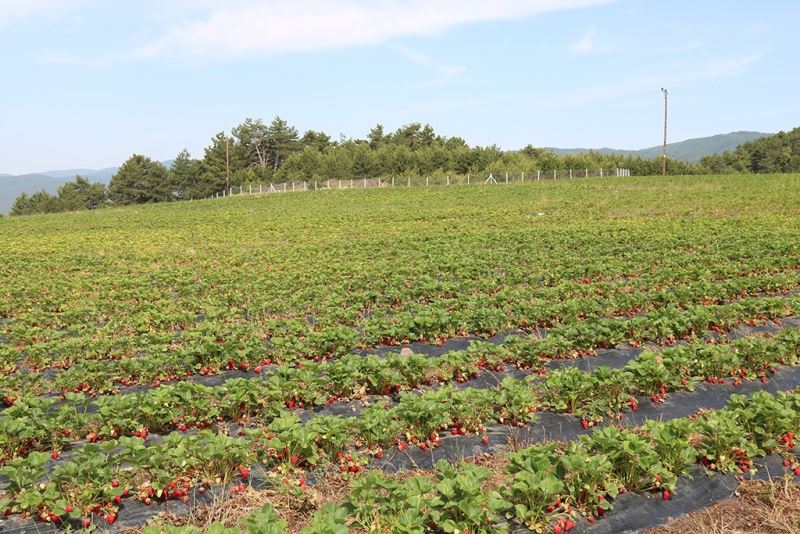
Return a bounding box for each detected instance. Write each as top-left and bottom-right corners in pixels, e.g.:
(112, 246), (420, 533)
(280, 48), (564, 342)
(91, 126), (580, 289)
(350, 179), (353, 188)
(521, 171), (525, 182)
(553, 169), (556, 179)
(446, 175), (450, 186)
(505, 172), (509, 184)
(249, 184), (252, 194)
(363, 178), (367, 188)
(537, 170), (540, 181)
(407, 177), (411, 187)
(392, 177), (395, 187)
(314, 181), (317, 190)
(467, 173), (470, 185)
(569, 169), (573, 179)
(600, 168), (603, 178)
(426, 176), (429, 187)
(327, 179), (330, 189)
(585, 168), (588, 178)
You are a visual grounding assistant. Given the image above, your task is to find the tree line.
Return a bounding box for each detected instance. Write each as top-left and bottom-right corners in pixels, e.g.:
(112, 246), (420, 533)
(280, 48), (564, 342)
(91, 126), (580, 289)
(10, 119), (799, 216)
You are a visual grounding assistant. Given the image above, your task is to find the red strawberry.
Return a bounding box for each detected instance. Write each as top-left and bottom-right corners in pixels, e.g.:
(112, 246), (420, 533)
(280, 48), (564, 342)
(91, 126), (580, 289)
(581, 418), (589, 430)
(82, 518), (91, 528)
(794, 467), (800, 476)
(565, 519), (575, 531)
(783, 459), (791, 467)
(144, 497), (152, 506)
(662, 490), (671, 500)
(111, 479), (120, 488)
(64, 505), (73, 513)
(290, 454), (299, 464)
(105, 513), (117, 525)
(553, 526), (563, 534)
(239, 467), (250, 478)
(482, 435), (490, 445)
(51, 450), (59, 460)
(374, 450), (383, 459)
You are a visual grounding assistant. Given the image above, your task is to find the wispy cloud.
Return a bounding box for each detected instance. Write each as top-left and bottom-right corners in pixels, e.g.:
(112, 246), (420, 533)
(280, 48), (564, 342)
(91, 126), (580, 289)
(570, 28), (597, 54)
(392, 44), (466, 87)
(0, 0), (85, 31)
(528, 52), (766, 110)
(130, 0), (616, 59)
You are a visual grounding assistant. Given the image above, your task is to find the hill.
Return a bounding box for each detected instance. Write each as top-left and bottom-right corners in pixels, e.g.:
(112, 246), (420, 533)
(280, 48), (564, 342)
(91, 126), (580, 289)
(547, 131), (771, 163)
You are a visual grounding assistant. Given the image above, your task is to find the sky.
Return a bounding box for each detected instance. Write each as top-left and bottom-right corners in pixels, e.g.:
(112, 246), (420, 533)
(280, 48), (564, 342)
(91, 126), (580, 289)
(1, 0), (798, 175)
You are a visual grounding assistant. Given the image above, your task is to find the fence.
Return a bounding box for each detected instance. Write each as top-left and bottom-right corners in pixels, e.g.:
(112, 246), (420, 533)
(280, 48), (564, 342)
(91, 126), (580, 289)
(208, 168), (631, 199)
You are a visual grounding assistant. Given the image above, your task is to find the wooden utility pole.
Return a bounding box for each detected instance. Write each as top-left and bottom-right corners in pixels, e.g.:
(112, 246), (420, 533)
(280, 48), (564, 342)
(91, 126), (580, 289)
(225, 136), (230, 189)
(661, 88), (668, 176)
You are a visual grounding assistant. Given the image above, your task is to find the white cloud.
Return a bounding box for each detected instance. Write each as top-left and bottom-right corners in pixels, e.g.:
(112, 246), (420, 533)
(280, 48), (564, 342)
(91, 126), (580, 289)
(392, 44), (466, 87)
(131, 0), (615, 59)
(570, 28), (596, 54)
(0, 0), (85, 30)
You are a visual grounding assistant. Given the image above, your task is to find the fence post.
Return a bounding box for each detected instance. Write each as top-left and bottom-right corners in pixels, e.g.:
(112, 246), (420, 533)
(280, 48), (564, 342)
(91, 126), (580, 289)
(363, 178), (367, 188)
(407, 177), (411, 187)
(283, 183), (286, 192)
(314, 181), (317, 190)
(446, 175), (449, 186)
(292, 181), (295, 192)
(585, 168), (588, 178)
(569, 169), (573, 179)
(467, 173), (470, 185)
(600, 168), (603, 178)
(392, 177), (395, 187)
(553, 169), (556, 179)
(521, 171), (525, 182)
(426, 176), (429, 187)
(327, 179), (330, 189)
(249, 184), (252, 194)
(350, 179), (353, 188)
(505, 172), (509, 184)
(537, 170), (540, 181)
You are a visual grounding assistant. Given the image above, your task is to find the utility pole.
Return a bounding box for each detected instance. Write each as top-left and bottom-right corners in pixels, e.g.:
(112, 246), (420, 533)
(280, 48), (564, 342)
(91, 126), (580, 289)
(661, 88), (668, 176)
(225, 136), (230, 189)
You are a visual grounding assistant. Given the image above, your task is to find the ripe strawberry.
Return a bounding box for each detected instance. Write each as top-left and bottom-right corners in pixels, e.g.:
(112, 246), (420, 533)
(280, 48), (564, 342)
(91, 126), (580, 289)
(111, 479), (120, 488)
(290, 454), (299, 464)
(374, 450), (383, 459)
(581, 418), (589, 430)
(553, 526), (563, 534)
(662, 490), (671, 500)
(64, 505), (73, 513)
(783, 459), (791, 467)
(546, 504), (555, 513)
(144, 497), (152, 506)
(564, 519), (575, 531)
(398, 441), (408, 451)
(51, 450), (59, 460)
(794, 467), (800, 476)
(105, 513), (117, 525)
(82, 518), (91, 528)
(239, 467), (250, 478)
(482, 435), (490, 445)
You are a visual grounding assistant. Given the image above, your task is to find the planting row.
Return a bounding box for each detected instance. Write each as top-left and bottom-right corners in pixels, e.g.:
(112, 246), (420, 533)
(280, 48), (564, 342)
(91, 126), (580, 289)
(2, 314), (799, 467)
(2, 325), (800, 525)
(2, 292), (798, 403)
(13, 388), (800, 533)
(3, 255), (799, 382)
(3, 307), (800, 466)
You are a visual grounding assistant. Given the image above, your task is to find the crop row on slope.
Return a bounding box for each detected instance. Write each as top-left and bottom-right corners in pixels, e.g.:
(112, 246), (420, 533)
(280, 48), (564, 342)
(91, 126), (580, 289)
(2, 324), (800, 526)
(6, 388), (798, 533)
(2, 291), (797, 403)
(2, 297), (798, 464)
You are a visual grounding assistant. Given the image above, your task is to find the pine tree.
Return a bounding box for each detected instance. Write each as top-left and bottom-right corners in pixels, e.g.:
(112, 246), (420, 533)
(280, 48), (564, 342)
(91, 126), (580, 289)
(108, 154), (170, 204)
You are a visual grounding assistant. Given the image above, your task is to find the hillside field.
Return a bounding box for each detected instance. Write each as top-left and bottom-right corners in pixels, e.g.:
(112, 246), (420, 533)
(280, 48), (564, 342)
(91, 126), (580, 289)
(1, 174), (800, 533)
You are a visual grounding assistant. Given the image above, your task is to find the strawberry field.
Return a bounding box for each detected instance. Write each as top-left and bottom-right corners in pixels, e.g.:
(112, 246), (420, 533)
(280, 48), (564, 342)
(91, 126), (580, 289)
(1, 174), (800, 533)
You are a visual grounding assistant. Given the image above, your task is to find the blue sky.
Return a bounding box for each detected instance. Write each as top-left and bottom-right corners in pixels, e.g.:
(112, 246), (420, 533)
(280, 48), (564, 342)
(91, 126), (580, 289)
(1, 0), (798, 174)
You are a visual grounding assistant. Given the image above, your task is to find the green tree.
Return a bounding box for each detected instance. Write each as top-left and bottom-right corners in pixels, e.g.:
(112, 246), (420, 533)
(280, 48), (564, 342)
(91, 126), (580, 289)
(201, 132), (244, 193)
(266, 116), (299, 170)
(56, 176), (106, 211)
(108, 154), (171, 204)
(299, 130), (332, 152)
(10, 190), (59, 215)
(169, 149), (204, 199)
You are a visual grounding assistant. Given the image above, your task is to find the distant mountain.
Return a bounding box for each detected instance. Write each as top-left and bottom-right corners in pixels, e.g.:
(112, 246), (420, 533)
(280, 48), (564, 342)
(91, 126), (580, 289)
(547, 131), (772, 163)
(0, 160), (173, 214)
